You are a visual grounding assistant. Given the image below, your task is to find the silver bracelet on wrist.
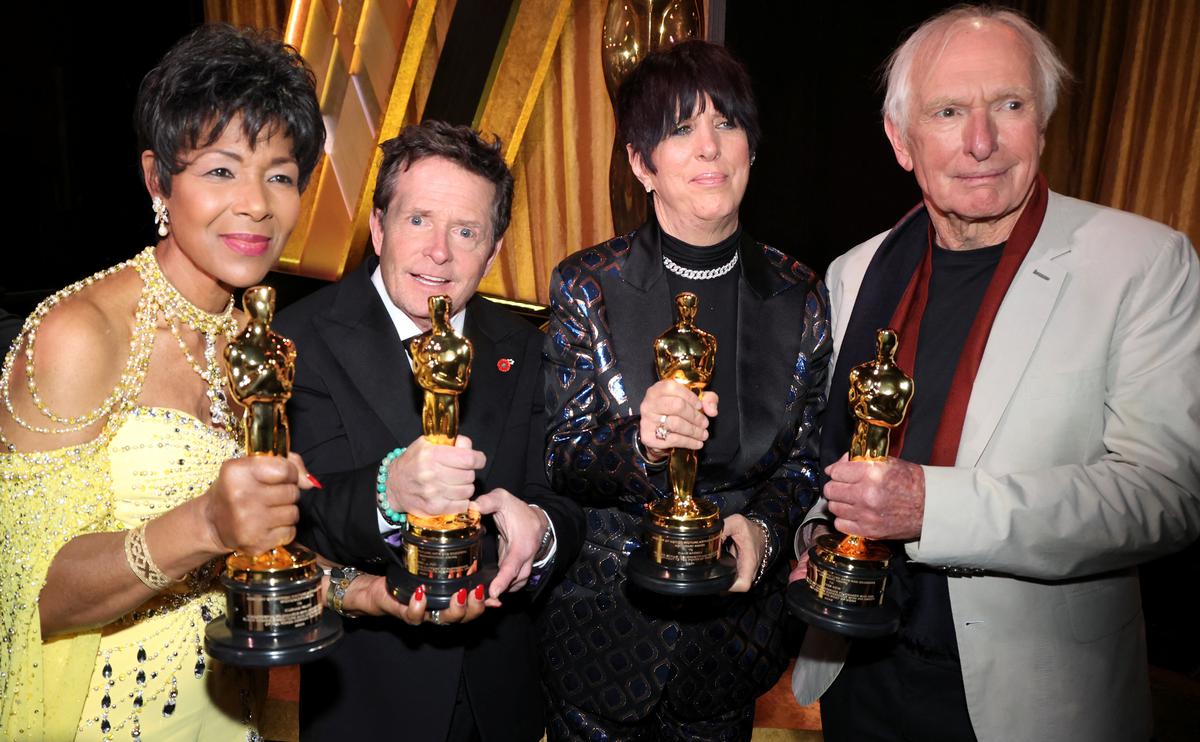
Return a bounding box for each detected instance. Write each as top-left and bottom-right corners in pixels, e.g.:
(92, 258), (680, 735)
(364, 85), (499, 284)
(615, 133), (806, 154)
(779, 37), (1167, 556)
(747, 517), (775, 585)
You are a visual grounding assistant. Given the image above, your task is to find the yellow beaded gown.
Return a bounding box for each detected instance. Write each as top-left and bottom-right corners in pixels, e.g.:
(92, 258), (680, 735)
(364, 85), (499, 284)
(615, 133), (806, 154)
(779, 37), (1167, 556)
(0, 249), (263, 741)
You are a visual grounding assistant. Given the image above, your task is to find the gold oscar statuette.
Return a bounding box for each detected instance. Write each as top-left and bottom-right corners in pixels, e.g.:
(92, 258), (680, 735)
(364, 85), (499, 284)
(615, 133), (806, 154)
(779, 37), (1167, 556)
(387, 295), (495, 609)
(204, 285), (342, 666)
(788, 327), (914, 637)
(627, 292), (736, 595)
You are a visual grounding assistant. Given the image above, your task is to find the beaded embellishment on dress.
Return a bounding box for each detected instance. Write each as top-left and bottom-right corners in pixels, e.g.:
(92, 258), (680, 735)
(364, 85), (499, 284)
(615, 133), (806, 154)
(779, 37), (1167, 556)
(0, 249), (257, 739)
(0, 246), (237, 449)
(77, 408), (243, 740)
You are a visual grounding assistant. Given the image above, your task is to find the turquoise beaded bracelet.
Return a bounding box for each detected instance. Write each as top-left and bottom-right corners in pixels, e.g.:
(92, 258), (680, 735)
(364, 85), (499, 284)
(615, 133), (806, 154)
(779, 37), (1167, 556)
(376, 447), (407, 526)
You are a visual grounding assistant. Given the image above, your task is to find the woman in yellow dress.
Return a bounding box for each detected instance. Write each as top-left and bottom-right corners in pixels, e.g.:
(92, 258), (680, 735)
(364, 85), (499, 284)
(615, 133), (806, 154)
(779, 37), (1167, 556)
(0, 25), (324, 740)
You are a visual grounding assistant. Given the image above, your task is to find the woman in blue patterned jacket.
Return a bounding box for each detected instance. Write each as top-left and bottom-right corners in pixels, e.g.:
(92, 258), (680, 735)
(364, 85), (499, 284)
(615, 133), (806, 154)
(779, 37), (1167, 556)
(538, 40), (831, 741)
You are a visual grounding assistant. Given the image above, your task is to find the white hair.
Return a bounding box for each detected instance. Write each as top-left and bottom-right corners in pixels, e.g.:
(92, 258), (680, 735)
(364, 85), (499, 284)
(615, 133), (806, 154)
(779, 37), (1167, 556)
(883, 4), (1070, 137)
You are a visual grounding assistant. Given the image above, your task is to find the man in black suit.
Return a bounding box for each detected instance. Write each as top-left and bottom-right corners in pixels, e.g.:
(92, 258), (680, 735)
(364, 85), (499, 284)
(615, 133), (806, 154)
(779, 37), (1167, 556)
(277, 121), (583, 742)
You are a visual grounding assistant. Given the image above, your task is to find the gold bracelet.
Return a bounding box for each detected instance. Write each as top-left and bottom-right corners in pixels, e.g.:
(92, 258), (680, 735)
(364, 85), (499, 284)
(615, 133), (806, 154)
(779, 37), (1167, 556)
(123, 522), (177, 591)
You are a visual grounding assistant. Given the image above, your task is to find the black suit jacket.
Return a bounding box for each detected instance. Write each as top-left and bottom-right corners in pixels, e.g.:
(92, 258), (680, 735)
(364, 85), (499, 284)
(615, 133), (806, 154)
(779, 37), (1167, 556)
(276, 259), (583, 742)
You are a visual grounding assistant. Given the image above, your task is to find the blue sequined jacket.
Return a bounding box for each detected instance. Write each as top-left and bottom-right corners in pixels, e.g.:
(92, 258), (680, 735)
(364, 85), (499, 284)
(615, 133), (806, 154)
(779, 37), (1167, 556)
(545, 224), (829, 561)
(537, 221), (831, 723)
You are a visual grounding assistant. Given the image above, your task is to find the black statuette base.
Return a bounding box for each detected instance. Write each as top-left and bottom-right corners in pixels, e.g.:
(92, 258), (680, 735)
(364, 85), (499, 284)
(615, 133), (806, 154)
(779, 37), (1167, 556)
(787, 580), (899, 638)
(627, 503), (734, 596)
(387, 562), (499, 610)
(205, 560), (342, 667)
(205, 611), (342, 667)
(786, 535), (899, 638)
(627, 547), (736, 596)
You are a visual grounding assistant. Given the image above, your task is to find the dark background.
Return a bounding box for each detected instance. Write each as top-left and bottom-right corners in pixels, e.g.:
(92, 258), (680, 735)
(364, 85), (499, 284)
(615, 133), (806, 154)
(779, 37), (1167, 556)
(728, 1), (940, 269)
(6, 4), (207, 316)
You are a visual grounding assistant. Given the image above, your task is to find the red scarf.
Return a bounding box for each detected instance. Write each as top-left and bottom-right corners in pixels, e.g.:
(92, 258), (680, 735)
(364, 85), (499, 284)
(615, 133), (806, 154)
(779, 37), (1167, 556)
(887, 175), (1049, 465)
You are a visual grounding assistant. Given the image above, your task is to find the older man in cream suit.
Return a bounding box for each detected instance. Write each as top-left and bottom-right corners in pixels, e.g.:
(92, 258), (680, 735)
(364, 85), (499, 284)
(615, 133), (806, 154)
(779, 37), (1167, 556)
(791, 6), (1200, 742)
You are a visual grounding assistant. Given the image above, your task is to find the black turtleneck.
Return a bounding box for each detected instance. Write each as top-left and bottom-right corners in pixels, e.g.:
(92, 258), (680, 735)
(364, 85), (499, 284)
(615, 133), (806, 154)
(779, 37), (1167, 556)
(659, 227), (742, 471)
(660, 228), (741, 270)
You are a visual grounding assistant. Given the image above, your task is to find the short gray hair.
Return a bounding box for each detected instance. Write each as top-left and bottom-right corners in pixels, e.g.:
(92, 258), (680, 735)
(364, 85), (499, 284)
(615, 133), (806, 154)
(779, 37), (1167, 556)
(883, 5), (1070, 137)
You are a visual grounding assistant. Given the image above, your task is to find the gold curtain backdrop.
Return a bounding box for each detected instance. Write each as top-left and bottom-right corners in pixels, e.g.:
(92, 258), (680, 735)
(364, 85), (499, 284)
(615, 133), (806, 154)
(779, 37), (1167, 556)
(478, 0), (615, 305)
(204, 0), (290, 29)
(1028, 0), (1200, 249)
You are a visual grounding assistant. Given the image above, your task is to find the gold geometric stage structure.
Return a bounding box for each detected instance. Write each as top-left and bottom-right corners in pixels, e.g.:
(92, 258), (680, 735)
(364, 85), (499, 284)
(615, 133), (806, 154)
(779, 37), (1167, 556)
(276, 0), (571, 295)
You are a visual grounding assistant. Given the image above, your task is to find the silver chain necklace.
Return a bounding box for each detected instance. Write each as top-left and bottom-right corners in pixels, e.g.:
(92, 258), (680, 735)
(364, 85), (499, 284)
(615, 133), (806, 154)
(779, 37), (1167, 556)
(661, 250), (739, 280)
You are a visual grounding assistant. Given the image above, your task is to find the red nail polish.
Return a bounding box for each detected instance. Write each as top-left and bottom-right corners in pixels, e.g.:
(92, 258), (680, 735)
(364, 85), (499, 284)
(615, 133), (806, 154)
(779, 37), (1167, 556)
(306, 473), (323, 489)
(474, 584), (485, 600)
(456, 588), (467, 606)
(414, 585), (424, 601)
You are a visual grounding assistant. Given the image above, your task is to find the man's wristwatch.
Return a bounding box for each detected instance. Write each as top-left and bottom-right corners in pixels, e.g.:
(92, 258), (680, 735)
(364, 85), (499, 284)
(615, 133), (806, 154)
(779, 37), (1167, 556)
(529, 504), (555, 563)
(327, 566), (363, 617)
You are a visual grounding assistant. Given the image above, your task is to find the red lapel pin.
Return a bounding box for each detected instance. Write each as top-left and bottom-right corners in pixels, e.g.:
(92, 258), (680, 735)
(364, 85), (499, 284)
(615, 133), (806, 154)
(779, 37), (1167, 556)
(497, 358), (514, 372)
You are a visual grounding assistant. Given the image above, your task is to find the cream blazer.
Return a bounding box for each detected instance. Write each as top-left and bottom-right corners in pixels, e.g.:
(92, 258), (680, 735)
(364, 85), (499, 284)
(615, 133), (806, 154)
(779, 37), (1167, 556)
(792, 192), (1200, 742)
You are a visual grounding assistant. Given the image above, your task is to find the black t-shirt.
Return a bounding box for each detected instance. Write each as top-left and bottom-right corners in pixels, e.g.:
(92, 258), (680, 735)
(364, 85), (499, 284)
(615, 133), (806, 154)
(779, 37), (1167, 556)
(893, 241), (1004, 658)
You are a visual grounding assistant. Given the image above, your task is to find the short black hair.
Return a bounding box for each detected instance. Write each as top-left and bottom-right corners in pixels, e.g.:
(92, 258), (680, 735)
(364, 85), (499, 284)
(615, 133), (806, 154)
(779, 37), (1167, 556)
(617, 40), (760, 174)
(135, 24), (324, 195)
(373, 121), (514, 241)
